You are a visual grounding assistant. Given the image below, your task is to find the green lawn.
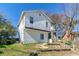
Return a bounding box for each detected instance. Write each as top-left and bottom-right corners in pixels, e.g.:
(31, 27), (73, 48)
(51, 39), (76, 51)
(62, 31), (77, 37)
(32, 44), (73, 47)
(0, 43), (71, 56)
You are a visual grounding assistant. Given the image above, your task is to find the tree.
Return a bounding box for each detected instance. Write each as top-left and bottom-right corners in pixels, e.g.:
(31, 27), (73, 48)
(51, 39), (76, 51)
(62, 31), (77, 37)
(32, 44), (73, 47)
(49, 14), (62, 25)
(5, 20), (16, 38)
(0, 14), (16, 44)
(62, 4), (79, 41)
(50, 14), (68, 39)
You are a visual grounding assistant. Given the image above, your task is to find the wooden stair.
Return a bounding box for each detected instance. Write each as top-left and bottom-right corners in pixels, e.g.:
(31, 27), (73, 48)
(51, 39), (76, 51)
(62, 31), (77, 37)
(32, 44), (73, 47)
(38, 42), (71, 52)
(36, 41), (71, 52)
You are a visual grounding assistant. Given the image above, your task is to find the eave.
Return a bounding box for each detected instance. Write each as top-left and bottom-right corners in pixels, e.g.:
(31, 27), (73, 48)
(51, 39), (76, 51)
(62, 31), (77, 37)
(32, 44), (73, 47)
(25, 27), (50, 32)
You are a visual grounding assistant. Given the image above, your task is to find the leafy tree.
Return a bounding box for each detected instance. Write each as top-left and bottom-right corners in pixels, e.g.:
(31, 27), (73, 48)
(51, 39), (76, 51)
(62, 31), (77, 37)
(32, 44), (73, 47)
(0, 14), (16, 44)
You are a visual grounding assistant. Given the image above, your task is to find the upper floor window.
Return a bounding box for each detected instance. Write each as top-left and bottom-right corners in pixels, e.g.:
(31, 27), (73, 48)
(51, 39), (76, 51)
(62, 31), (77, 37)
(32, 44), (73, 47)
(30, 16), (33, 24)
(39, 13), (41, 16)
(46, 21), (48, 27)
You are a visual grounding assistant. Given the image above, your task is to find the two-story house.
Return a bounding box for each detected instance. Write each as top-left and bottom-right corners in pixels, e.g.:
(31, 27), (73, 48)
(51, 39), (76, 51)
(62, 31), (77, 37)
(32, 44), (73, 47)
(18, 10), (53, 44)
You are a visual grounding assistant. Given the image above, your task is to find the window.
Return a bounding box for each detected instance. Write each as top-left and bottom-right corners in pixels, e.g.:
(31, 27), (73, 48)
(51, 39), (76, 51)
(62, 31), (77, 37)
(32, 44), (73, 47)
(39, 13), (41, 16)
(30, 16), (33, 24)
(40, 34), (44, 40)
(58, 36), (61, 39)
(48, 32), (51, 39)
(46, 21), (48, 27)
(53, 32), (56, 36)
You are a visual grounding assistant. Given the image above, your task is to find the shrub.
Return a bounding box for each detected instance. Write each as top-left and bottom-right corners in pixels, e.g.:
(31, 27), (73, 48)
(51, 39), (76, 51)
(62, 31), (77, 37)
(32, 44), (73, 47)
(0, 38), (16, 45)
(0, 39), (7, 44)
(65, 41), (72, 45)
(65, 41), (73, 48)
(6, 38), (16, 45)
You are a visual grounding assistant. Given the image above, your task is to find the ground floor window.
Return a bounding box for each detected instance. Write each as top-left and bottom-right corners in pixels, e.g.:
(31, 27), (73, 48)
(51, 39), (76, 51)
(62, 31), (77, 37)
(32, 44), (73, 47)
(40, 34), (44, 40)
(48, 32), (51, 39)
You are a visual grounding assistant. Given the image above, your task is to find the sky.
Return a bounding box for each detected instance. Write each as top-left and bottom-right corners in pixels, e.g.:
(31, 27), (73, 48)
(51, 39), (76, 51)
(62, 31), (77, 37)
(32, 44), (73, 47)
(0, 3), (78, 32)
(0, 3), (63, 26)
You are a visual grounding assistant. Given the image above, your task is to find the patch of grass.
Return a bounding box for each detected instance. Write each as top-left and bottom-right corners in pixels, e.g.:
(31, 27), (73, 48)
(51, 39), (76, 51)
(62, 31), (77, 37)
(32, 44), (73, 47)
(0, 43), (39, 56)
(0, 43), (72, 56)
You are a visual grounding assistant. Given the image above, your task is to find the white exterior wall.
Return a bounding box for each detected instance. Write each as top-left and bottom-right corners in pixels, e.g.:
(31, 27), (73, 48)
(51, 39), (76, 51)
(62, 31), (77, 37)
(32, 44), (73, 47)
(18, 16), (25, 42)
(18, 11), (52, 44)
(25, 12), (51, 31)
(23, 29), (49, 44)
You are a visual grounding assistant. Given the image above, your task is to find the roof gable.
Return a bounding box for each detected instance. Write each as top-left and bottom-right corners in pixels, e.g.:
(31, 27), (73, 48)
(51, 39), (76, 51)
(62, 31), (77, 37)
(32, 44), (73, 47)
(17, 10), (52, 27)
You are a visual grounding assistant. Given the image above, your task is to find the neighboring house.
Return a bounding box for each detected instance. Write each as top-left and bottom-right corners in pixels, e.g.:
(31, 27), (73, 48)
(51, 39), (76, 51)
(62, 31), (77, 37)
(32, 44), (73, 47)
(62, 31), (79, 42)
(55, 23), (66, 39)
(18, 10), (53, 44)
(63, 30), (73, 42)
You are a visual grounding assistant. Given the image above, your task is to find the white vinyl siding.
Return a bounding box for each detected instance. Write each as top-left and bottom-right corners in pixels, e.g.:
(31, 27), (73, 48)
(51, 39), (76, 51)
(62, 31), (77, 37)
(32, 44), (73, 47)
(23, 29), (48, 44)
(18, 11), (52, 44)
(25, 12), (51, 31)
